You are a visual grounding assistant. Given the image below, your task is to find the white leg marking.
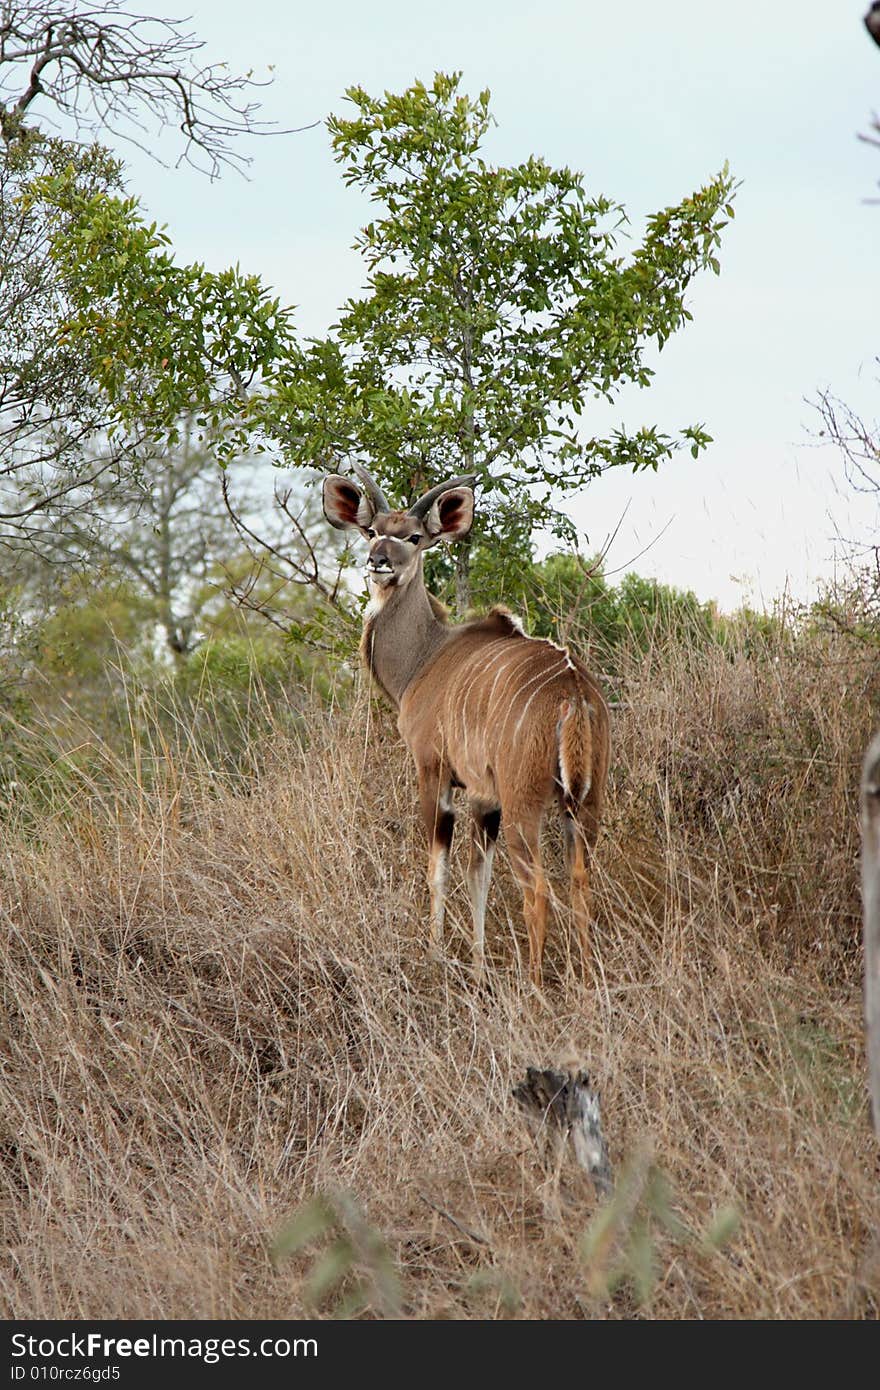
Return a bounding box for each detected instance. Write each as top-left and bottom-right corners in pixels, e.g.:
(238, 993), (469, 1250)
(429, 842), (451, 947)
(467, 840), (496, 972)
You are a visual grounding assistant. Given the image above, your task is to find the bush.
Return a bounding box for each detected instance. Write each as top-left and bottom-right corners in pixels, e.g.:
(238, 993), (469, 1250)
(520, 552), (724, 674)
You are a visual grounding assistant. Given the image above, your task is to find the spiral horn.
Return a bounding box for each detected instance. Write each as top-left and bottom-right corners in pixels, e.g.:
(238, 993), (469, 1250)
(407, 474), (477, 521)
(352, 463), (392, 514)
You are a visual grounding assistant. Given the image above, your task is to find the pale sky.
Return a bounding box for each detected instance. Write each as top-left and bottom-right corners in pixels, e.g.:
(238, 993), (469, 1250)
(107, 2), (880, 611)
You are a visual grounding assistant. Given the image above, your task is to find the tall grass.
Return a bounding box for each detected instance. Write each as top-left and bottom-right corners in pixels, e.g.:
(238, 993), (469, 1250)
(1, 614), (878, 1319)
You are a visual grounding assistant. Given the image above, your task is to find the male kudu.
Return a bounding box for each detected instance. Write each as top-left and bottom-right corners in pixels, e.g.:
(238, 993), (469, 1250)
(323, 466), (610, 987)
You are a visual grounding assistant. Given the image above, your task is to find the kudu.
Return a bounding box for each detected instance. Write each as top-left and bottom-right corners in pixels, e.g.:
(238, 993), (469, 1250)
(323, 465), (610, 987)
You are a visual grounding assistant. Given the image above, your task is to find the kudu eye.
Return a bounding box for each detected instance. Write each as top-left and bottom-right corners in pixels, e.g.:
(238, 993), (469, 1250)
(365, 528), (376, 539)
(407, 533), (422, 545)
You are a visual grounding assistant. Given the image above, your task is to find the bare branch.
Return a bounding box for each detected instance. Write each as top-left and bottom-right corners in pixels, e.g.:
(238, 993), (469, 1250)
(220, 471), (359, 644)
(813, 387), (880, 496)
(0, 1), (315, 177)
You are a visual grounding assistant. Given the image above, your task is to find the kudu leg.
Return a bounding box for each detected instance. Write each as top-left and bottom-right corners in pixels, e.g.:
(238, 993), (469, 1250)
(418, 767), (455, 955)
(565, 811), (598, 982)
(466, 807), (501, 980)
(506, 818), (549, 988)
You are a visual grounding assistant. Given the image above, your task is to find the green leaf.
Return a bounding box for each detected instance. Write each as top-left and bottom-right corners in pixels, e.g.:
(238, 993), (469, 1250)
(270, 1196), (334, 1265)
(702, 1205), (740, 1251)
(303, 1239), (355, 1307)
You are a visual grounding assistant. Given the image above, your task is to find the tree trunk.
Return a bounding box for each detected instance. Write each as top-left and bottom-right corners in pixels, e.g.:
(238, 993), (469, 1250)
(454, 536), (471, 616)
(861, 731), (880, 1140)
(457, 301), (475, 619)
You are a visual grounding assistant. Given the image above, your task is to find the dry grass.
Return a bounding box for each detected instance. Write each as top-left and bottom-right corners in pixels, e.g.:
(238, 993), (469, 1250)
(1, 626), (879, 1320)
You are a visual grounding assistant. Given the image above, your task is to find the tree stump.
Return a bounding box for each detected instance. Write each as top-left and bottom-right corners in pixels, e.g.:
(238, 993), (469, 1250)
(513, 1066), (612, 1197)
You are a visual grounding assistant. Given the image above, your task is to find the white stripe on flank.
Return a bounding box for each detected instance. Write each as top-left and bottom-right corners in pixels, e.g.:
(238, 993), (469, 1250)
(493, 615), (575, 668)
(462, 640), (517, 693)
(482, 649), (530, 713)
(511, 661), (571, 742)
(450, 649), (530, 769)
(453, 641), (515, 718)
(498, 656), (569, 744)
(496, 645), (550, 711)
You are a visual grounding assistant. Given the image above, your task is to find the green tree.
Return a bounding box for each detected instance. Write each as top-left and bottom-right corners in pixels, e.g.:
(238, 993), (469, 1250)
(274, 73), (735, 610)
(523, 551), (619, 653)
(0, 2), (291, 548)
(25, 420), (270, 662)
(14, 417), (351, 667)
(32, 574), (154, 690)
(27, 157), (295, 462)
(0, 132), (133, 541)
(37, 71), (735, 618)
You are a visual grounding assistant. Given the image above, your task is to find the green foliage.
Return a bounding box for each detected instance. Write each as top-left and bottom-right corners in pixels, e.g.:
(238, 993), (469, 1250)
(0, 132), (127, 511)
(33, 577), (154, 686)
(581, 1145), (739, 1308)
(177, 632), (288, 693)
(807, 565), (880, 650)
(273, 72), (735, 604)
(720, 602), (791, 657)
(19, 70), (735, 615)
(0, 4), (293, 542)
(28, 165), (297, 455)
(612, 571), (721, 651)
(271, 1192), (401, 1319)
(521, 551), (615, 648)
(520, 550), (723, 668)
(0, 558), (335, 822)
(424, 541), (727, 664)
(423, 505), (536, 610)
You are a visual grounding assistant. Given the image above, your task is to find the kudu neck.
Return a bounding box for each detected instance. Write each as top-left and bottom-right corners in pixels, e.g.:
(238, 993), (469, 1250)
(363, 567), (448, 707)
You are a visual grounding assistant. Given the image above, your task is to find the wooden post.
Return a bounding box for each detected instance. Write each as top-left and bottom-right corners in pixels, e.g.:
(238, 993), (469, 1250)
(861, 731), (880, 1140)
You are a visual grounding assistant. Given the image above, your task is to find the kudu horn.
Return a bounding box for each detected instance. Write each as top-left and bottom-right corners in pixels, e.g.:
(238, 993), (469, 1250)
(407, 475), (477, 520)
(352, 463), (392, 514)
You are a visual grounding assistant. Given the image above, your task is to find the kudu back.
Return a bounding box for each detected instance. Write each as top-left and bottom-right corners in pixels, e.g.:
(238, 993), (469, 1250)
(323, 465), (610, 987)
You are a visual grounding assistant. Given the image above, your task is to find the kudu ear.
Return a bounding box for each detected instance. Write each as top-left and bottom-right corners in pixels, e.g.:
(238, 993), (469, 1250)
(322, 475), (376, 532)
(423, 487), (475, 545)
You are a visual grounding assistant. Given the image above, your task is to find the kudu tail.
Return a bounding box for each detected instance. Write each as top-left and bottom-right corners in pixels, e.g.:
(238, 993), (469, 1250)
(557, 696), (594, 814)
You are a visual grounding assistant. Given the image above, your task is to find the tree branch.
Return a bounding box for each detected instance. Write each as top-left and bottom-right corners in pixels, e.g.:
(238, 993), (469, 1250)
(0, 2), (315, 176)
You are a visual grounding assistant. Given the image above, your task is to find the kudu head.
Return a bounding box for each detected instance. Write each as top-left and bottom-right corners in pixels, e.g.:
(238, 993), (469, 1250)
(322, 465), (476, 594)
